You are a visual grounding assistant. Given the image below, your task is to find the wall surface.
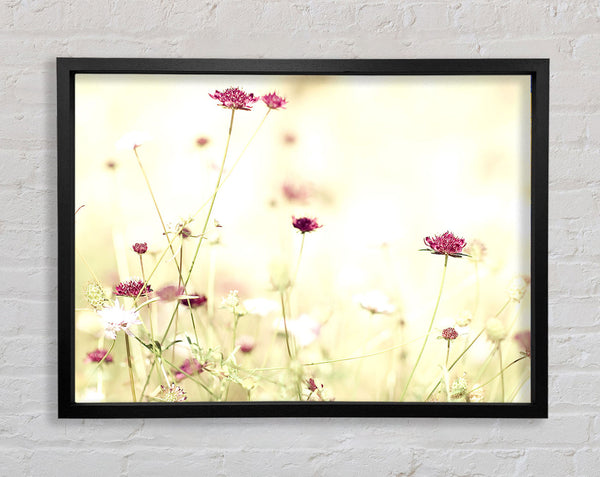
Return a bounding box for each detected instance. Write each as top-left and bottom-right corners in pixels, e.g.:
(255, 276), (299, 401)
(0, 1), (598, 476)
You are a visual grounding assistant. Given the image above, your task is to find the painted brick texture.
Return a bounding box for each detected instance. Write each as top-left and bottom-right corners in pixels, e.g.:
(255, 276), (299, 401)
(0, 1), (598, 475)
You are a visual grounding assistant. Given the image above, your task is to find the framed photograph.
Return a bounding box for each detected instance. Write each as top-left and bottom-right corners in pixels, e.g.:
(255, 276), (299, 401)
(57, 58), (548, 418)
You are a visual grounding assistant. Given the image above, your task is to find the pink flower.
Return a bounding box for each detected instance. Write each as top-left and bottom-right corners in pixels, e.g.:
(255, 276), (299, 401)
(196, 136), (209, 147)
(180, 293), (207, 308)
(85, 348), (113, 364)
(156, 285), (185, 302)
(306, 378), (318, 392)
(514, 330), (531, 357)
(282, 182), (309, 203)
(157, 383), (187, 402)
(114, 278), (152, 297)
(262, 92), (287, 110)
(174, 358), (207, 381)
(132, 242), (148, 254)
(441, 327), (459, 340)
(236, 335), (255, 353)
(422, 231), (467, 257)
(292, 216), (323, 234)
(209, 87), (259, 111)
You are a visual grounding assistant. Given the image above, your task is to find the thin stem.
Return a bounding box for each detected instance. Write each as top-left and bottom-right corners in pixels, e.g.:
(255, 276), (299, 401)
(192, 109), (270, 220)
(498, 343), (505, 402)
(293, 233), (306, 286)
(160, 110), (236, 346)
(400, 254), (448, 401)
(468, 356), (528, 395)
(508, 371), (530, 402)
(124, 334), (137, 402)
(280, 291), (294, 360)
(249, 332), (432, 372)
(445, 340), (451, 368)
(424, 297), (512, 401)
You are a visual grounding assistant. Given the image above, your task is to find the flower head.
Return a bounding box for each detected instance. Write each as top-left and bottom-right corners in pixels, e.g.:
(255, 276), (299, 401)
(196, 136), (209, 147)
(236, 335), (256, 353)
(221, 290), (246, 316)
(292, 216), (323, 234)
(157, 383), (187, 402)
(85, 282), (108, 310)
(441, 327), (459, 340)
(274, 314), (320, 347)
(114, 278), (152, 297)
(262, 92), (287, 110)
(450, 376), (469, 400)
(85, 348), (113, 364)
(485, 317), (507, 342)
(174, 359), (207, 381)
(507, 275), (530, 302)
(282, 181), (310, 203)
(156, 285), (185, 302)
(465, 239), (486, 262)
(514, 330), (531, 357)
(303, 377), (335, 401)
(209, 87), (259, 111)
(422, 231), (467, 257)
(132, 242), (148, 254)
(97, 299), (142, 340)
(355, 290), (395, 315)
(180, 293), (208, 308)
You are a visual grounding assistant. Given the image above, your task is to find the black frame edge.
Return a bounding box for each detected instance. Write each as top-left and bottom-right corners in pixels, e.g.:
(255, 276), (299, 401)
(57, 58), (549, 419)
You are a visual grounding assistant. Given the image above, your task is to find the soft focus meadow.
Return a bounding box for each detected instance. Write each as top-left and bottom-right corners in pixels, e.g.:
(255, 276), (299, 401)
(74, 74), (531, 403)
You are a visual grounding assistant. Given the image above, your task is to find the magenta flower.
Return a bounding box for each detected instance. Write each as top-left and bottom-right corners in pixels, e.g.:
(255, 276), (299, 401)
(114, 278), (152, 297)
(292, 216), (323, 234)
(209, 87), (259, 111)
(421, 231), (467, 258)
(156, 285), (184, 302)
(236, 335), (256, 353)
(514, 330), (531, 357)
(196, 136), (209, 147)
(262, 92), (287, 110)
(157, 383), (188, 402)
(85, 348), (113, 364)
(180, 293), (207, 308)
(441, 327), (459, 340)
(282, 182), (309, 203)
(132, 242), (148, 254)
(174, 358), (207, 381)
(306, 377), (318, 392)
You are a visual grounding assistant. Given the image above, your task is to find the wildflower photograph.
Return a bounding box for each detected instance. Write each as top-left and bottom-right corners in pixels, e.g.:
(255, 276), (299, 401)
(72, 70), (533, 405)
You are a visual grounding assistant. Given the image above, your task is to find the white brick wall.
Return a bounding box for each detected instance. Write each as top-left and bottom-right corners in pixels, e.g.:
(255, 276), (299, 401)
(0, 0), (598, 475)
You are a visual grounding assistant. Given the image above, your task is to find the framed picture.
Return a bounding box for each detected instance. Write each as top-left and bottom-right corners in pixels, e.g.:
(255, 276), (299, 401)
(57, 58), (548, 418)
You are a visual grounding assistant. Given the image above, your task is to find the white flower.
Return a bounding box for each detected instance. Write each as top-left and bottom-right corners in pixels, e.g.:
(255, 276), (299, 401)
(243, 298), (279, 316)
(115, 131), (151, 151)
(437, 316), (470, 338)
(506, 275), (529, 302)
(354, 290), (395, 315)
(273, 314), (321, 347)
(485, 317), (507, 342)
(455, 310), (472, 328)
(221, 290), (246, 316)
(97, 299), (142, 340)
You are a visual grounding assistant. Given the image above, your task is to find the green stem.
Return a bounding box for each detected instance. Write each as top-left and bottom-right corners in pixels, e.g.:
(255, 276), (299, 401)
(280, 291), (294, 360)
(124, 334), (137, 402)
(424, 297), (512, 401)
(468, 355), (528, 395)
(445, 340), (451, 368)
(400, 254), (448, 401)
(498, 343), (505, 402)
(160, 109), (236, 346)
(293, 233), (306, 286)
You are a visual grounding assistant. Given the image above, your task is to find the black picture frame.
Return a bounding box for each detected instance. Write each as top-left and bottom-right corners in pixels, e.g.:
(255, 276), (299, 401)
(57, 58), (548, 419)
